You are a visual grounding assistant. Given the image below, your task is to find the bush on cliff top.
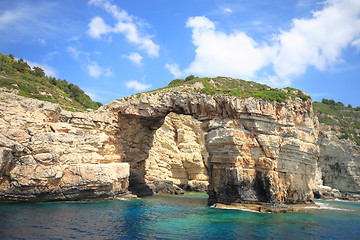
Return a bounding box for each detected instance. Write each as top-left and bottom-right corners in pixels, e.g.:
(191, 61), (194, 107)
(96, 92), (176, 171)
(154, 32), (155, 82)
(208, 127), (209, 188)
(0, 53), (102, 111)
(167, 76), (311, 103)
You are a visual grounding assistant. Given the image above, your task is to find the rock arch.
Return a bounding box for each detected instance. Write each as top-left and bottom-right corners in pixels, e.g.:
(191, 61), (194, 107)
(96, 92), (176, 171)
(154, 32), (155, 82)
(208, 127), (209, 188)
(106, 91), (319, 204)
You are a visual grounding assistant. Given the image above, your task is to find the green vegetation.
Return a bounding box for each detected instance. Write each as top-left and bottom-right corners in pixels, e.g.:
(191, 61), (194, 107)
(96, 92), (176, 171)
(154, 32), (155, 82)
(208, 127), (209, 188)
(0, 53), (102, 110)
(167, 76), (311, 103)
(314, 99), (360, 145)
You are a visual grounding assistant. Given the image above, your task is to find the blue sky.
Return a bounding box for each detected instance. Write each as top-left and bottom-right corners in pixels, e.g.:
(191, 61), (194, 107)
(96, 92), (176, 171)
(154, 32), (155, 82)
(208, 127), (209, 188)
(1, 0), (359, 106)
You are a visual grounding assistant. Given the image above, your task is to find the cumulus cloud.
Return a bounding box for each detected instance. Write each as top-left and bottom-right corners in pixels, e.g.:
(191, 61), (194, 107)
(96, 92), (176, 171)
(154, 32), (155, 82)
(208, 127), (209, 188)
(273, 0), (360, 80)
(181, 16), (275, 80)
(125, 80), (151, 91)
(88, 0), (160, 57)
(88, 16), (112, 39)
(167, 0), (360, 87)
(165, 63), (182, 78)
(122, 52), (143, 65)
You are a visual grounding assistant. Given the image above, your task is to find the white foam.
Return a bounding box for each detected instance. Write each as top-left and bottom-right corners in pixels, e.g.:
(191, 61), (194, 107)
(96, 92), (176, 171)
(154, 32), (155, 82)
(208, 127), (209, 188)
(115, 197), (130, 201)
(314, 202), (354, 211)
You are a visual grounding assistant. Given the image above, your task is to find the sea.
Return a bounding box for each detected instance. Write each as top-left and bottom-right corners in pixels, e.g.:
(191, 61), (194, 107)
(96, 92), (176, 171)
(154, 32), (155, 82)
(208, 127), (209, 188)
(0, 192), (359, 240)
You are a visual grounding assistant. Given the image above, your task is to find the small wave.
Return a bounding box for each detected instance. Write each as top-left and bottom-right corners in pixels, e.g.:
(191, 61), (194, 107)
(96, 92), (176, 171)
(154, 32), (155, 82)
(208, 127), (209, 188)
(115, 197), (130, 201)
(315, 202), (354, 211)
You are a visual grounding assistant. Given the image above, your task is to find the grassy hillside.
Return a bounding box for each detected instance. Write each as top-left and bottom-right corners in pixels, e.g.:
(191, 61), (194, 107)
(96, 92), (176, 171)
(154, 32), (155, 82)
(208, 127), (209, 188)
(314, 99), (360, 145)
(0, 53), (102, 111)
(163, 75), (311, 103)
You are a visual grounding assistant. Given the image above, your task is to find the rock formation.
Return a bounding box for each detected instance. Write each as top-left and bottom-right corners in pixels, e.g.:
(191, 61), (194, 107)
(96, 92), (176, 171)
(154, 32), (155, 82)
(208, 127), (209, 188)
(105, 84), (319, 205)
(0, 82), (321, 205)
(315, 124), (360, 198)
(0, 88), (130, 201)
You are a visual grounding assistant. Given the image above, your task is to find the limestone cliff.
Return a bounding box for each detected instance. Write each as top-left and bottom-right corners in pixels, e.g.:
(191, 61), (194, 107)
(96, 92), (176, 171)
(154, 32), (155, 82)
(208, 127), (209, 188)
(316, 124), (360, 195)
(0, 88), (130, 201)
(104, 81), (319, 204)
(313, 100), (360, 199)
(0, 76), (320, 205)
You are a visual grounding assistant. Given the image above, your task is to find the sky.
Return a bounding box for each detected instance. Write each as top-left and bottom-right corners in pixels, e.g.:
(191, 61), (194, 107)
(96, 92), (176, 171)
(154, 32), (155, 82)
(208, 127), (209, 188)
(1, 0), (359, 106)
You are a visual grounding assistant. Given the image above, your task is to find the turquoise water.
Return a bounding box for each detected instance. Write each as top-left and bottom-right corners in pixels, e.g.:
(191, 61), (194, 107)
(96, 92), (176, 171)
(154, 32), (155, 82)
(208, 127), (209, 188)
(0, 193), (359, 240)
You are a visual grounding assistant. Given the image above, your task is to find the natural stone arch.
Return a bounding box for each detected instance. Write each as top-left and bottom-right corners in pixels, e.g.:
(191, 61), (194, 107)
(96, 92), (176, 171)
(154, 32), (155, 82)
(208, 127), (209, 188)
(115, 111), (209, 196)
(106, 91), (319, 204)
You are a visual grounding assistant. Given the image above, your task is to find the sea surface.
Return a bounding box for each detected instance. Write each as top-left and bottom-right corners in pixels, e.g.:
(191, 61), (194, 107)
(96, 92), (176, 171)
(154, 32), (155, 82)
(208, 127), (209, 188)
(0, 192), (359, 240)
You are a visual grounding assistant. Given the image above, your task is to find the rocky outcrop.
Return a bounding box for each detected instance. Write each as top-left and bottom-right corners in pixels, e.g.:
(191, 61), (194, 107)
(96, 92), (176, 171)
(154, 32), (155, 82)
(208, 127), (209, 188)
(316, 124), (360, 195)
(105, 87), (319, 205)
(0, 85), (320, 205)
(0, 88), (131, 201)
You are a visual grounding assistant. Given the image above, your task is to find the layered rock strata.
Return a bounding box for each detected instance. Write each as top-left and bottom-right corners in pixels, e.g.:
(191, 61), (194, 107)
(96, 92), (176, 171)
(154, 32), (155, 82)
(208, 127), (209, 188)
(106, 88), (319, 205)
(0, 86), (320, 205)
(316, 124), (360, 196)
(0, 88), (130, 201)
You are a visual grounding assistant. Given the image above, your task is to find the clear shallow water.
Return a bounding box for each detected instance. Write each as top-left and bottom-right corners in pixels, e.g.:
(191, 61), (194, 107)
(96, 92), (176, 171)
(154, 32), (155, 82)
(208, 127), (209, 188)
(0, 193), (359, 240)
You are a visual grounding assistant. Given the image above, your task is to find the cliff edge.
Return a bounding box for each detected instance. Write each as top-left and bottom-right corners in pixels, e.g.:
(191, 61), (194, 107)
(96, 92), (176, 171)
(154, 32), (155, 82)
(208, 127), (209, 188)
(0, 76), (321, 207)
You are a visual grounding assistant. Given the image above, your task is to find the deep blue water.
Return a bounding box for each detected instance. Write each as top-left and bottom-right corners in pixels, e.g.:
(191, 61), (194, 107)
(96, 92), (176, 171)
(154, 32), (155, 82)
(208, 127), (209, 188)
(0, 193), (359, 240)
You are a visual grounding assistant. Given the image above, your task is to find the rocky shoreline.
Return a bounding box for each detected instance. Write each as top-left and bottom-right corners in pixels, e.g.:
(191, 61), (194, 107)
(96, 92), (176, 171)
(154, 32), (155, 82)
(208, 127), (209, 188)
(0, 86), (359, 210)
(213, 202), (320, 213)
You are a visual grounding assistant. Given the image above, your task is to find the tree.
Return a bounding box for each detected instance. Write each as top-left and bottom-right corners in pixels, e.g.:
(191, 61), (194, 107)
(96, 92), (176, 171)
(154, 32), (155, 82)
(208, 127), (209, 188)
(32, 66), (45, 77)
(185, 75), (195, 81)
(348, 104), (352, 108)
(337, 101), (344, 107)
(15, 58), (30, 73)
(8, 54), (14, 59)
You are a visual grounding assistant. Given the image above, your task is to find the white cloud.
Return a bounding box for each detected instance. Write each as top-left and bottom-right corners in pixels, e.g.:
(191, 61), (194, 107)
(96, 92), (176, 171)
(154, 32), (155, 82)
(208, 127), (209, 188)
(88, 16), (112, 39)
(87, 61), (113, 78)
(351, 38), (360, 50)
(122, 52), (143, 65)
(167, 0), (360, 87)
(181, 16), (275, 80)
(24, 59), (57, 77)
(165, 63), (182, 78)
(125, 80), (152, 91)
(87, 62), (102, 78)
(273, 0), (360, 80)
(67, 46), (113, 78)
(88, 0), (160, 57)
(67, 46), (83, 60)
(105, 68), (114, 77)
(224, 8), (233, 14)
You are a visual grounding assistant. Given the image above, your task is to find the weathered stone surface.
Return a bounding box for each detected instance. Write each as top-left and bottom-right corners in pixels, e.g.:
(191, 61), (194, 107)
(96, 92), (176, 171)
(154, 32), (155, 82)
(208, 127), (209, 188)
(0, 88), (131, 201)
(144, 112), (209, 194)
(105, 89), (319, 204)
(317, 125), (360, 194)
(0, 86), (322, 206)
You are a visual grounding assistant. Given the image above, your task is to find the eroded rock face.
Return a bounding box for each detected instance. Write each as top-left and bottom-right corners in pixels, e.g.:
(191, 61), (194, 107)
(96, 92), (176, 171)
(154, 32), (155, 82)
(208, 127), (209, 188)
(144, 112), (209, 193)
(0, 86), (320, 205)
(317, 126), (360, 194)
(105, 90), (319, 204)
(0, 89), (130, 201)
